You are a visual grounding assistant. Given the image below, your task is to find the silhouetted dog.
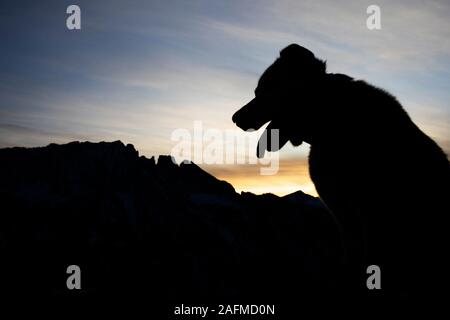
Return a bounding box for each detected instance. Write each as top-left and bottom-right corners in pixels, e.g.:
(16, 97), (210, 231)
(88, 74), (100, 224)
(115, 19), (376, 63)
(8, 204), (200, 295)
(233, 44), (449, 301)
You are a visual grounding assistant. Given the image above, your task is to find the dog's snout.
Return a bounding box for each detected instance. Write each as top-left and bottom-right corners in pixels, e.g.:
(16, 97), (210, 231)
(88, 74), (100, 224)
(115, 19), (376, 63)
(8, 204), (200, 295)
(232, 111), (239, 124)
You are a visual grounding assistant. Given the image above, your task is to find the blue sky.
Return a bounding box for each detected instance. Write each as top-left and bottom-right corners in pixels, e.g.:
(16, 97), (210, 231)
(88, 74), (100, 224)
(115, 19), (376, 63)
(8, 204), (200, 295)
(1, 0), (449, 195)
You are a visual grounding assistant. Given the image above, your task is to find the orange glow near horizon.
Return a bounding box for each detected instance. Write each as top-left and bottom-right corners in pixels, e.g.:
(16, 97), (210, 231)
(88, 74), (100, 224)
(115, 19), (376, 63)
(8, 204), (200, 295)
(200, 158), (318, 197)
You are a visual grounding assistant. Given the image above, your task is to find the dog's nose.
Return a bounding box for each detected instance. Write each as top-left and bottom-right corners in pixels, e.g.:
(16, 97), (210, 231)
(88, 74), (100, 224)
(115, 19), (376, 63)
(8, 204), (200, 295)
(232, 111), (239, 124)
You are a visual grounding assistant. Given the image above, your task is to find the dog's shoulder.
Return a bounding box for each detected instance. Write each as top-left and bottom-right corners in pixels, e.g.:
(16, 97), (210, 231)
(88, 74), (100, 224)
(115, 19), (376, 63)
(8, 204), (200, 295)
(326, 73), (401, 108)
(326, 73), (354, 82)
(324, 73), (355, 92)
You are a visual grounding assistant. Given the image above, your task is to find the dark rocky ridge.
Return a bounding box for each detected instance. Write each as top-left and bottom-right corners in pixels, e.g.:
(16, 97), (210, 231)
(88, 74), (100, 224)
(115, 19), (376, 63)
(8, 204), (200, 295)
(0, 141), (344, 305)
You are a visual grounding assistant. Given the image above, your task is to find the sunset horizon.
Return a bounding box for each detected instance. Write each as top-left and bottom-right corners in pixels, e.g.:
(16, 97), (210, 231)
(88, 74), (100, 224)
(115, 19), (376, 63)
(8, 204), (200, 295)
(1, 1), (449, 199)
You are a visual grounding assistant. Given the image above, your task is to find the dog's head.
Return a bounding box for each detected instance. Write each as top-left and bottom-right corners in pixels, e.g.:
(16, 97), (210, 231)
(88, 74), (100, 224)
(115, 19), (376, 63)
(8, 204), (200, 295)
(232, 44), (326, 157)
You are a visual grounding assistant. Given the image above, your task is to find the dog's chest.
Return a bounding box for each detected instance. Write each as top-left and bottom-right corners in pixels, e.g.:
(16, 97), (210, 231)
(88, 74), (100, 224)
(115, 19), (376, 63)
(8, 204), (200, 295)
(308, 145), (356, 204)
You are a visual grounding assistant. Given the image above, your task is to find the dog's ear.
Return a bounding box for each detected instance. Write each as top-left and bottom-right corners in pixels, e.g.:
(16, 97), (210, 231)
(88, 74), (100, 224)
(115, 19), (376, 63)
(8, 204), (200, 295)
(280, 44), (315, 61)
(280, 44), (326, 74)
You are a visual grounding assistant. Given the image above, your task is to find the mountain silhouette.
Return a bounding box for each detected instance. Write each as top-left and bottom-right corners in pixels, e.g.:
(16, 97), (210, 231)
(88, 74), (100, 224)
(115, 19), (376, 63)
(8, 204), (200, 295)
(0, 141), (344, 308)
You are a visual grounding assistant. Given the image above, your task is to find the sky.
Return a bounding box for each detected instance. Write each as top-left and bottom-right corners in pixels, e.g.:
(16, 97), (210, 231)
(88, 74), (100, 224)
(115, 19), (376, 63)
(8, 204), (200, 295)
(1, 0), (449, 196)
